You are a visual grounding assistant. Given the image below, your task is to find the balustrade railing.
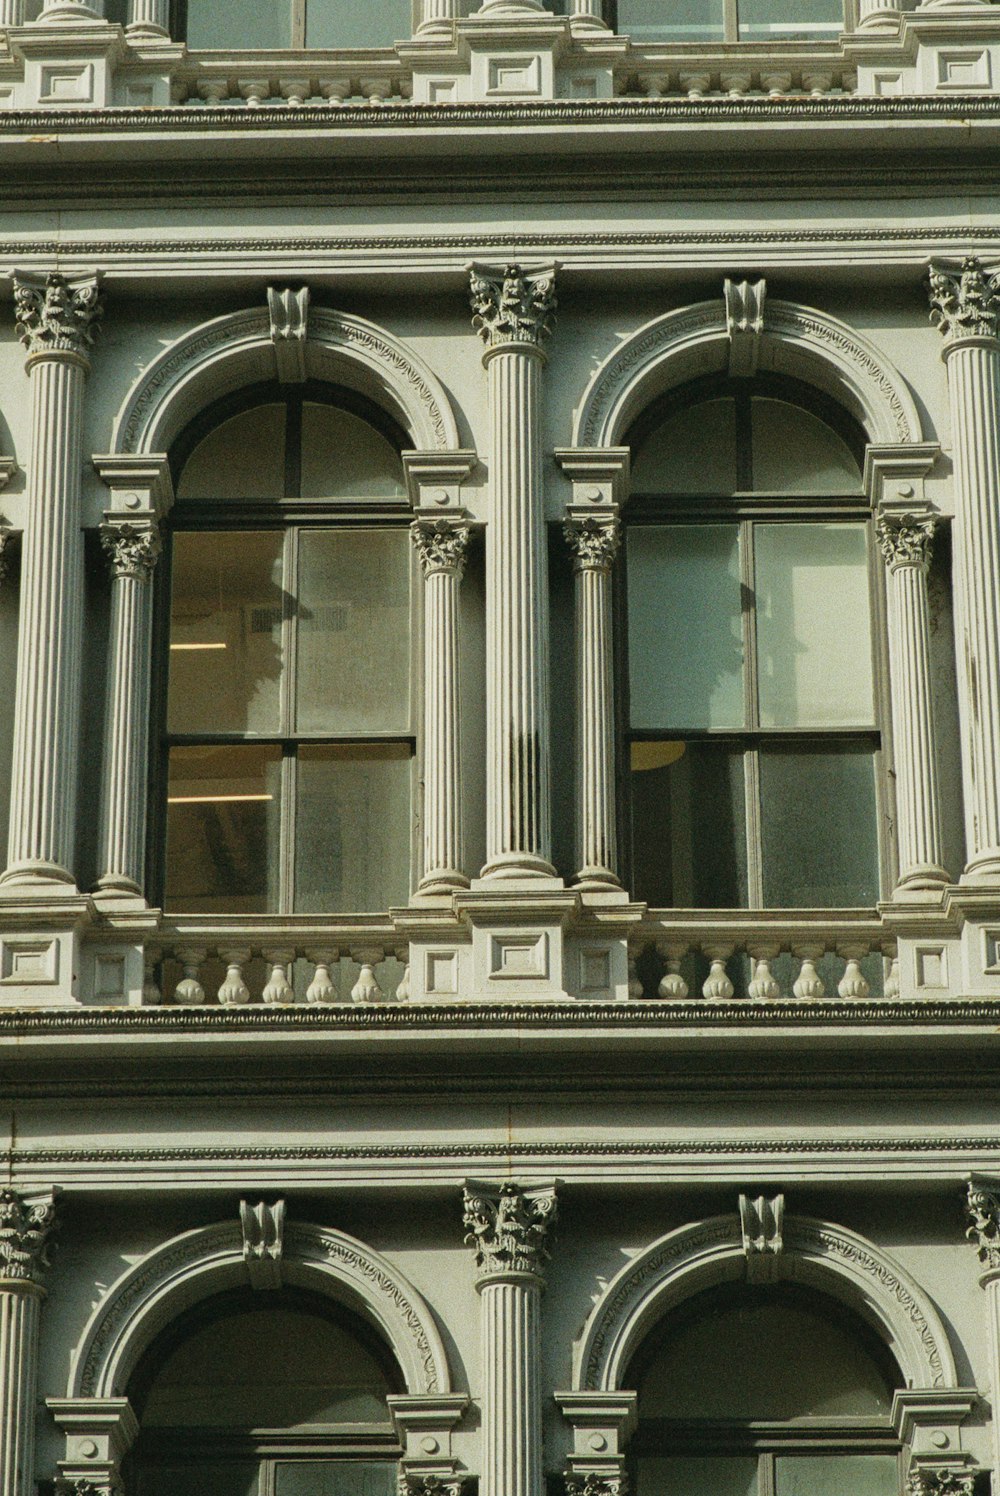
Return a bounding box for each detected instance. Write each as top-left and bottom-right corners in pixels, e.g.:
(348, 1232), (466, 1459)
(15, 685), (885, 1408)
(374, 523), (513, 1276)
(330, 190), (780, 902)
(618, 57), (857, 99)
(169, 57), (413, 107)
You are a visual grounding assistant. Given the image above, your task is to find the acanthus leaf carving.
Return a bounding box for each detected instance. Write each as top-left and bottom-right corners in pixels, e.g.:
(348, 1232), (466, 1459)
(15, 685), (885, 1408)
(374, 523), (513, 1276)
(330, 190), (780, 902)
(14, 272), (103, 360)
(411, 518), (471, 578)
(966, 1179), (1000, 1274)
(100, 521), (161, 581)
(906, 1470), (977, 1496)
(0, 1187), (58, 1286)
(877, 513), (936, 571)
(929, 257), (1000, 344)
(462, 1180), (558, 1282)
(399, 1475), (466, 1496)
(564, 516), (621, 573)
(566, 1475), (629, 1496)
(470, 264), (556, 351)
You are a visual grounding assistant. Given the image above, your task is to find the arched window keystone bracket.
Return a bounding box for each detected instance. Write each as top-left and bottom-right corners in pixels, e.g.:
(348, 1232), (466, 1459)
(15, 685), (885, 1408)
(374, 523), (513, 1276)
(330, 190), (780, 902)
(46, 1397), (138, 1496)
(92, 453), (174, 521)
(864, 442), (942, 512)
(893, 1390), (981, 1489)
(389, 1393), (470, 1483)
(554, 1391), (637, 1489)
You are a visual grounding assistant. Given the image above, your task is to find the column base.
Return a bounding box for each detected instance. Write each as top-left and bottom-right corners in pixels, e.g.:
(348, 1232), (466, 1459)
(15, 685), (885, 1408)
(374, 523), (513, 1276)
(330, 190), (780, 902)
(894, 865), (950, 897)
(416, 869), (471, 897)
(962, 852), (1000, 882)
(0, 860), (77, 894)
(479, 852), (559, 881)
(574, 866), (622, 892)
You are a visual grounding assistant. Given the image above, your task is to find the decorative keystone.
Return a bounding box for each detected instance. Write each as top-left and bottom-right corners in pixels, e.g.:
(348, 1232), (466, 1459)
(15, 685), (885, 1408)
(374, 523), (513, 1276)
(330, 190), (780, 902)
(724, 276), (766, 377)
(240, 1199), (285, 1290)
(564, 516), (621, 573)
(100, 521), (161, 581)
(877, 513), (936, 571)
(0, 1188), (59, 1287)
(463, 1180), (557, 1283)
(470, 264), (556, 351)
(14, 272), (103, 361)
(966, 1179), (1000, 1274)
(268, 285), (309, 384)
(740, 1192), (784, 1282)
(411, 518), (471, 578)
(929, 258), (1000, 344)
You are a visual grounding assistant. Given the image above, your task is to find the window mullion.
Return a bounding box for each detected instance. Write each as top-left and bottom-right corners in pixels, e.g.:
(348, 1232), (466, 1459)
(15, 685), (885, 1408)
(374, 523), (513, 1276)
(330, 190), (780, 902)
(741, 520), (764, 906)
(760, 1451), (777, 1496)
(725, 0), (740, 45)
(279, 527), (299, 914)
(292, 0), (306, 47)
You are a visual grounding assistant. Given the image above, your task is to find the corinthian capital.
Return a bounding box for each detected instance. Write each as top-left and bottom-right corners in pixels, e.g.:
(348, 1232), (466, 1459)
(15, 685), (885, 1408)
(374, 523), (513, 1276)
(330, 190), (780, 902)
(906, 1470), (976, 1496)
(966, 1179), (1000, 1274)
(564, 515), (621, 573)
(463, 1180), (557, 1282)
(876, 512), (936, 571)
(0, 1188), (58, 1287)
(566, 1476), (629, 1496)
(100, 521), (161, 581)
(14, 272), (103, 361)
(929, 258), (1000, 343)
(470, 264), (556, 351)
(410, 518), (471, 578)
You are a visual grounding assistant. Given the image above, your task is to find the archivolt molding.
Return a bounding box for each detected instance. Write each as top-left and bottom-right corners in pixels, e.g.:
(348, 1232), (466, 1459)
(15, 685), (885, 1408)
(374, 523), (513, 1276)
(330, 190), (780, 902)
(112, 303), (459, 458)
(69, 1218), (451, 1401)
(574, 1212), (956, 1395)
(574, 298), (922, 452)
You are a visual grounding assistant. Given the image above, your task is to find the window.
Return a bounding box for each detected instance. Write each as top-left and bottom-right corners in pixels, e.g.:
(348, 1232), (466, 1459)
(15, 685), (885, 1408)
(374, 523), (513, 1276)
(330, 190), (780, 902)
(129, 1289), (403, 1496)
(628, 1283), (902, 1496)
(160, 385), (413, 916)
(609, 0), (844, 44)
(624, 376), (883, 911)
(177, 0), (413, 49)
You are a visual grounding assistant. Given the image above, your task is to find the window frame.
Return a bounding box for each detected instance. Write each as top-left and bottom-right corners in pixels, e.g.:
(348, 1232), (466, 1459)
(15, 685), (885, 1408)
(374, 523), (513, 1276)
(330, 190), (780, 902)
(150, 380), (420, 917)
(618, 372), (896, 911)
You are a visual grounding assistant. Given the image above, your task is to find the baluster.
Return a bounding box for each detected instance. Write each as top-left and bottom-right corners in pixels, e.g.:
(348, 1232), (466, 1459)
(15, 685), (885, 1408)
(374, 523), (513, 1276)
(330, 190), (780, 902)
(627, 952), (644, 1000)
(837, 946), (871, 1001)
(395, 949), (411, 1002)
(218, 949), (251, 1006)
(884, 951), (901, 1000)
(656, 943), (689, 1000)
(174, 947), (206, 1006)
(262, 950), (295, 1005)
(748, 947), (782, 1002)
(239, 78), (270, 107)
(142, 947), (162, 1006)
(305, 948), (338, 1004)
(792, 946), (826, 1001)
(281, 77), (310, 107)
(198, 79), (231, 106)
(702, 945), (735, 1001)
(351, 947), (384, 1004)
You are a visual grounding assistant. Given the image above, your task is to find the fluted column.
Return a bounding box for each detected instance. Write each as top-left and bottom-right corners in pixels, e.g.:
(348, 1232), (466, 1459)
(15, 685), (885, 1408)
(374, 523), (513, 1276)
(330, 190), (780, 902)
(930, 261), (1000, 878)
(0, 1190), (58, 1496)
(419, 0), (460, 28)
(97, 519), (161, 897)
(966, 1182), (1000, 1487)
(463, 1183), (557, 1496)
(564, 514), (621, 889)
(876, 511), (948, 892)
(0, 1), (24, 25)
(412, 518), (471, 894)
(2, 274), (102, 892)
(470, 265), (557, 880)
(857, 0), (901, 26)
(570, 0), (606, 23)
(127, 0), (169, 35)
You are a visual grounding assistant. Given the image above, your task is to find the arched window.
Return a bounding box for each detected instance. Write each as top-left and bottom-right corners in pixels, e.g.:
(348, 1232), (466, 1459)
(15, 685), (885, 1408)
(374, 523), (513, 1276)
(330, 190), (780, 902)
(627, 1282), (902, 1496)
(128, 1288), (404, 1496)
(624, 374), (884, 912)
(177, 0), (413, 48)
(158, 383), (413, 914)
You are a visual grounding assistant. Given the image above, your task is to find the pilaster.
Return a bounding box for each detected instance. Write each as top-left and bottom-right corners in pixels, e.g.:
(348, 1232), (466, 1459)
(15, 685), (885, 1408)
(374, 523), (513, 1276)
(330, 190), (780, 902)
(929, 258), (1000, 881)
(470, 263), (557, 882)
(463, 1181), (557, 1496)
(966, 1179), (1000, 1486)
(2, 273), (101, 895)
(0, 1189), (58, 1496)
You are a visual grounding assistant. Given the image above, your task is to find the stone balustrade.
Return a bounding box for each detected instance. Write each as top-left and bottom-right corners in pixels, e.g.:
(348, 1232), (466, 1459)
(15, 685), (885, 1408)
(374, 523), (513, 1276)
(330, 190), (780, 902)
(169, 62), (413, 107)
(620, 60), (858, 99)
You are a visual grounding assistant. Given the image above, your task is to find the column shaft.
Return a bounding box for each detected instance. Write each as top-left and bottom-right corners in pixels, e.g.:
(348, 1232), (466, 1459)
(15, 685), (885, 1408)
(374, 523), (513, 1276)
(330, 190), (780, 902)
(5, 356), (86, 886)
(98, 526), (159, 894)
(419, 0), (460, 24)
(128, 0), (170, 32)
(857, 0), (901, 22)
(480, 1280), (542, 1496)
(0, 1288), (42, 1496)
(985, 1278), (1000, 1486)
(570, 0), (605, 18)
(485, 345), (552, 876)
(566, 517), (620, 887)
(0, 1), (24, 24)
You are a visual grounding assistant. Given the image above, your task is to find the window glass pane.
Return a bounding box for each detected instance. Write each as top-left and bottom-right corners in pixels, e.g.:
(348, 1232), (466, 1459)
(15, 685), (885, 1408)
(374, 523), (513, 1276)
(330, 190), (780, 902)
(305, 0), (412, 47)
(168, 531), (285, 735)
(631, 742), (748, 908)
(754, 521), (874, 729)
(185, 0), (291, 48)
(775, 1456), (898, 1496)
(299, 404), (406, 500)
(136, 1463), (258, 1496)
(276, 1464), (398, 1496)
(104, 0), (128, 22)
(739, 0), (843, 40)
(295, 745), (411, 913)
(617, 0), (725, 42)
(165, 744), (281, 913)
(142, 1306), (393, 1427)
(636, 1457), (758, 1496)
(295, 530), (410, 734)
(177, 405), (286, 501)
(628, 525), (744, 731)
(751, 399), (862, 494)
(631, 397), (738, 494)
(760, 745), (880, 907)
(637, 1294), (895, 1419)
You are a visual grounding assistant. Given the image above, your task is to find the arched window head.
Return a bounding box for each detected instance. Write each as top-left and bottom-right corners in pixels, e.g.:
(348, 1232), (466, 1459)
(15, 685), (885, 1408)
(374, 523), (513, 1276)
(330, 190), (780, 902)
(627, 1283), (902, 1496)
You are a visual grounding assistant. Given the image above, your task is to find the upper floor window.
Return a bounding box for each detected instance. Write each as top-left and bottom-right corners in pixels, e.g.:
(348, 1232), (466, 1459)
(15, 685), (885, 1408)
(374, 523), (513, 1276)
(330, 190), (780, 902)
(177, 0), (413, 49)
(624, 376), (884, 910)
(609, 0), (844, 44)
(159, 385), (414, 916)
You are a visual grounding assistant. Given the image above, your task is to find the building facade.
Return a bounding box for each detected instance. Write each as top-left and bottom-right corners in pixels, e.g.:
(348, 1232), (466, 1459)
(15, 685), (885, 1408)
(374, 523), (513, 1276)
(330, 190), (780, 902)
(3, 3), (1000, 1496)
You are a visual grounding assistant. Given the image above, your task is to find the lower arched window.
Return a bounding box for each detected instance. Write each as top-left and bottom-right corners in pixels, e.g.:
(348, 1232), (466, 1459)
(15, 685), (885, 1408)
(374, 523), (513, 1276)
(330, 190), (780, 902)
(627, 1283), (902, 1496)
(128, 1288), (404, 1496)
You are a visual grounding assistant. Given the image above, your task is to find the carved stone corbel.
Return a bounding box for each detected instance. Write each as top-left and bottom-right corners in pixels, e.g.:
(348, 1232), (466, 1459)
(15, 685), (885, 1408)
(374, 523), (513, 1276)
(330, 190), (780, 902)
(268, 285), (310, 384)
(240, 1199), (285, 1290)
(739, 1192), (784, 1282)
(724, 276), (766, 377)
